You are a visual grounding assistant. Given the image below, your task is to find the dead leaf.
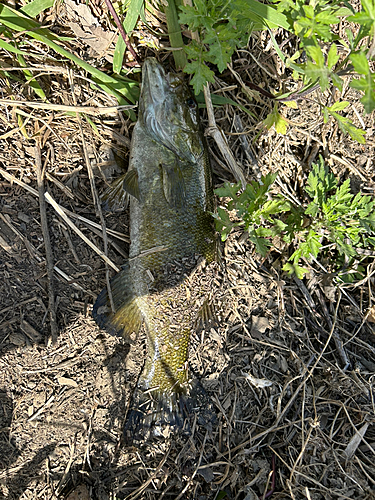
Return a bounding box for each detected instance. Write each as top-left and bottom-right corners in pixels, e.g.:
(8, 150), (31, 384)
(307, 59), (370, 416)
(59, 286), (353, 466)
(344, 422), (369, 459)
(66, 484), (91, 500)
(197, 466), (214, 482)
(251, 315), (270, 339)
(9, 331), (27, 347)
(20, 319), (43, 343)
(323, 285), (336, 302)
(242, 372), (273, 389)
(64, 0), (117, 62)
(0, 234), (12, 254)
(57, 377), (78, 388)
(366, 305), (375, 323)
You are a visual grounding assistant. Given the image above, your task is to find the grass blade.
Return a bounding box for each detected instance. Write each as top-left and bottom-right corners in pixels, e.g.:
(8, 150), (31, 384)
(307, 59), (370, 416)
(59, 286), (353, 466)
(20, 0), (54, 18)
(241, 0), (291, 30)
(0, 4), (139, 109)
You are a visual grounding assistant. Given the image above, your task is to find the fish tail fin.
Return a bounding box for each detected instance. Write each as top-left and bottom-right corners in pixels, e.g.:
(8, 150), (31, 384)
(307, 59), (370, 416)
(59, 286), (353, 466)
(123, 380), (217, 443)
(93, 265), (143, 338)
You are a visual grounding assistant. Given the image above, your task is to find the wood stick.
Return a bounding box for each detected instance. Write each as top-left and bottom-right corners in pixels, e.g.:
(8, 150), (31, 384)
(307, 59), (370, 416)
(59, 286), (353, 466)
(0, 98), (134, 116)
(45, 192), (120, 272)
(68, 70), (116, 313)
(35, 144), (58, 344)
(0, 167), (129, 242)
(203, 83), (246, 188)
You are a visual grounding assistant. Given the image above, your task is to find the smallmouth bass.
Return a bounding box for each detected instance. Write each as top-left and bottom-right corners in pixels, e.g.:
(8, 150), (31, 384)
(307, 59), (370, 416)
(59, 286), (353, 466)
(93, 58), (217, 438)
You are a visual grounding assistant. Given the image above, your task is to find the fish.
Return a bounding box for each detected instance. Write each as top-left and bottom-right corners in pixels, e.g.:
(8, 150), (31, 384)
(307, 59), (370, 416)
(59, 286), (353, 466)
(93, 57), (217, 439)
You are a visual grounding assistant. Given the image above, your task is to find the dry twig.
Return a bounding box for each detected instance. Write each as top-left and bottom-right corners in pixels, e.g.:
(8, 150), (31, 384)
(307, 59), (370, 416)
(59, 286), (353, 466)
(35, 142), (58, 343)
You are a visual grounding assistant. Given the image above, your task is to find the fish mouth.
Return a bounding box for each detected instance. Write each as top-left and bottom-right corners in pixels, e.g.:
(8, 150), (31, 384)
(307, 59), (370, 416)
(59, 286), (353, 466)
(141, 58), (169, 108)
(139, 58), (201, 163)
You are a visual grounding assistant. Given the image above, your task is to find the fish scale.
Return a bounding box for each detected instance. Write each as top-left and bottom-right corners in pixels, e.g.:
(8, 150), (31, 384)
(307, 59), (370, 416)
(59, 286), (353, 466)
(93, 58), (217, 439)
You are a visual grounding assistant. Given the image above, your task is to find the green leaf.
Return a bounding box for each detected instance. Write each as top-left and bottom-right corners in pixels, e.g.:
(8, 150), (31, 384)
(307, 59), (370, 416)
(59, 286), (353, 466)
(124, 0), (143, 33)
(350, 51), (369, 75)
(204, 29), (234, 73)
(329, 110), (367, 143)
(328, 101), (349, 112)
(305, 44), (330, 91)
(195, 92), (255, 118)
(214, 206), (235, 241)
(316, 11), (340, 25)
(262, 197), (291, 217)
(0, 38), (31, 55)
(305, 156), (337, 204)
(283, 262), (308, 279)
(333, 178), (352, 204)
(336, 239), (357, 257)
(306, 230), (321, 258)
(263, 103), (288, 134)
(184, 59), (215, 95)
(305, 201), (319, 217)
(215, 182), (241, 199)
(85, 115), (100, 136)
(350, 76), (375, 113)
(348, 0), (375, 36)
(20, 0), (54, 17)
(17, 53), (46, 100)
(330, 72), (344, 92)
(215, 491), (228, 500)
(327, 43), (340, 69)
(248, 230), (271, 257)
(349, 52), (375, 113)
(267, 29), (305, 74)
(236, 0), (291, 30)
(179, 0), (209, 31)
(113, 32), (126, 74)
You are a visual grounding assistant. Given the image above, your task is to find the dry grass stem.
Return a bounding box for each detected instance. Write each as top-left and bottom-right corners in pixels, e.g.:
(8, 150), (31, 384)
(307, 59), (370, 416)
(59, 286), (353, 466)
(0, 99), (135, 116)
(45, 192), (120, 272)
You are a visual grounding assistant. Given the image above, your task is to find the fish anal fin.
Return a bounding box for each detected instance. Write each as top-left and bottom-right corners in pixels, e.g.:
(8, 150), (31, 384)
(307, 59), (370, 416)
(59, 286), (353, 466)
(93, 266), (143, 338)
(160, 161), (186, 208)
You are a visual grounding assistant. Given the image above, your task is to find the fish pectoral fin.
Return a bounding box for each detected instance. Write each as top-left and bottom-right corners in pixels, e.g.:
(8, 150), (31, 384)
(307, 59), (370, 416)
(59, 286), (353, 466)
(160, 161), (186, 208)
(101, 174), (130, 212)
(123, 169), (141, 201)
(93, 265), (143, 338)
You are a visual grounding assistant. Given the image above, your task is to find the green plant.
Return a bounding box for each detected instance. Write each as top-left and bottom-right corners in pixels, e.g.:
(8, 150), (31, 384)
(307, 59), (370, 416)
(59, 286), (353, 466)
(0, 2), (139, 120)
(2, 1), (374, 144)
(214, 156), (375, 281)
(178, 0), (374, 143)
(178, 0), (290, 94)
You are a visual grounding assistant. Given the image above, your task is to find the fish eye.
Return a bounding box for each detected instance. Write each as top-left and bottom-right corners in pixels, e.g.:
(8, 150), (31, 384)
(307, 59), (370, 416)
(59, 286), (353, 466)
(186, 97), (196, 108)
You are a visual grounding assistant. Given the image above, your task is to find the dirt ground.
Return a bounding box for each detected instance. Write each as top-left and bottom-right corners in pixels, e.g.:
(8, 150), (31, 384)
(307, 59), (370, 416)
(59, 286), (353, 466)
(1, 2), (375, 500)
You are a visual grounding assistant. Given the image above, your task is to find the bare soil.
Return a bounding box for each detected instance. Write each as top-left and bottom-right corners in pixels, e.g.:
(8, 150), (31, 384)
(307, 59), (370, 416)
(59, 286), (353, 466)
(1, 3), (375, 500)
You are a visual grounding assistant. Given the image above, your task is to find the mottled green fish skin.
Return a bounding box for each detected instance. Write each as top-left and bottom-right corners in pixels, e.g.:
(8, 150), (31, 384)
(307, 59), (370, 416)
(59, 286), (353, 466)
(93, 58), (216, 435)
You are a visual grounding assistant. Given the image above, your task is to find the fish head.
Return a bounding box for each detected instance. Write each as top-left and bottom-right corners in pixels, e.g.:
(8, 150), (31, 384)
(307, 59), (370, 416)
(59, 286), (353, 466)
(139, 58), (204, 163)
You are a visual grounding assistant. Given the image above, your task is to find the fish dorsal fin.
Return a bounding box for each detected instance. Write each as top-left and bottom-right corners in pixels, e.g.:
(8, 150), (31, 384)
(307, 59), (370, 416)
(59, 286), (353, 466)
(93, 265), (143, 338)
(123, 169), (141, 201)
(101, 174), (130, 211)
(160, 161), (186, 208)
